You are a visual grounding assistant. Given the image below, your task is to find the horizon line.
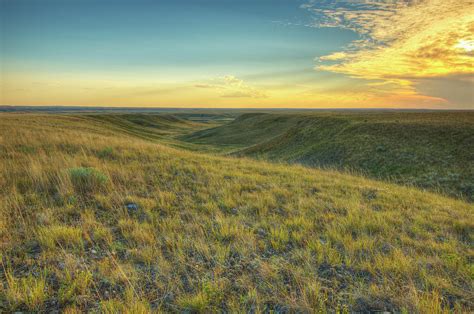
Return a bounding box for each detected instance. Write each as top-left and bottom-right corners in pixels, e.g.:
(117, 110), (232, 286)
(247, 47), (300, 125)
(1, 105), (473, 112)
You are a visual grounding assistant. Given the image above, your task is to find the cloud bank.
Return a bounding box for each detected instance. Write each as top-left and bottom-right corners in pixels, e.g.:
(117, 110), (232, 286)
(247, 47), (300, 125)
(304, 0), (474, 107)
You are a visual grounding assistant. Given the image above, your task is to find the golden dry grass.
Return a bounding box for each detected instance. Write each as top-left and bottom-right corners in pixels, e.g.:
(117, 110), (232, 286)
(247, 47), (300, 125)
(0, 113), (472, 312)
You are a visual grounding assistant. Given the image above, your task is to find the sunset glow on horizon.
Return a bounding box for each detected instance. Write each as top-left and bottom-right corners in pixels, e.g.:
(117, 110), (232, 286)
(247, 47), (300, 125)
(1, 0), (473, 109)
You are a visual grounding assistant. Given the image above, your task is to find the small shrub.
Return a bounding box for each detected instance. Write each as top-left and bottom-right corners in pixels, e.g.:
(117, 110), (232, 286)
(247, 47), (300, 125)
(68, 167), (108, 193)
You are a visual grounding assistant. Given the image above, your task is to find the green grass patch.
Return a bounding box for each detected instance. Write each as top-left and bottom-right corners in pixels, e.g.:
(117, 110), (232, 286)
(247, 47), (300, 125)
(68, 167), (108, 193)
(4, 272), (48, 311)
(183, 112), (474, 201)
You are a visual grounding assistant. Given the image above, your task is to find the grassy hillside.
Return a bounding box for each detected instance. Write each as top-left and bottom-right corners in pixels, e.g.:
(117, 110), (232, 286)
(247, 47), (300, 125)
(70, 113), (231, 152)
(183, 112), (474, 200)
(81, 113), (218, 141)
(0, 113), (473, 312)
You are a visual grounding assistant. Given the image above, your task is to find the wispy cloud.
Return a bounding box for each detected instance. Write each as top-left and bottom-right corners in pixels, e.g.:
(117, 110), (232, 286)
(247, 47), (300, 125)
(303, 0), (474, 106)
(195, 75), (267, 99)
(194, 84), (218, 89)
(319, 52), (347, 61)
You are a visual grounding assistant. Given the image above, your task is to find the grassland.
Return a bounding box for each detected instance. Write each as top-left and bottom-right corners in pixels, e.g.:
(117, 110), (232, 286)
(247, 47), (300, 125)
(0, 113), (473, 312)
(183, 111), (474, 201)
(77, 113), (236, 153)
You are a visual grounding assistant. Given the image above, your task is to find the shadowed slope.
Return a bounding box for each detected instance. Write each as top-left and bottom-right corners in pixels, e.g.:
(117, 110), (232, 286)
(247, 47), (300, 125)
(183, 112), (474, 200)
(83, 114), (211, 140)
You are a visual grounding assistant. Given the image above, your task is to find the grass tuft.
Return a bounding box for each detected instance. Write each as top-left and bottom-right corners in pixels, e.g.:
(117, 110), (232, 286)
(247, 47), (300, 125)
(68, 167), (108, 193)
(37, 225), (83, 250)
(4, 271), (48, 311)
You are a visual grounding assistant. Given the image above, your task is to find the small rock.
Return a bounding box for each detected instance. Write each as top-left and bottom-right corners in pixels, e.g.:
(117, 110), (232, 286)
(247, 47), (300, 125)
(91, 249), (97, 254)
(257, 228), (267, 237)
(163, 292), (175, 303)
(376, 145), (386, 152)
(363, 189), (378, 201)
(249, 260), (260, 270)
(126, 203), (139, 211)
(381, 243), (392, 254)
(372, 204), (383, 211)
(273, 207), (286, 216)
(310, 187), (320, 194)
(27, 241), (41, 255)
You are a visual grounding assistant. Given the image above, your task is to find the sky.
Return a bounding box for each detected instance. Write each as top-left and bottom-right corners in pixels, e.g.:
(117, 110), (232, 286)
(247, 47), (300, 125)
(1, 0), (473, 108)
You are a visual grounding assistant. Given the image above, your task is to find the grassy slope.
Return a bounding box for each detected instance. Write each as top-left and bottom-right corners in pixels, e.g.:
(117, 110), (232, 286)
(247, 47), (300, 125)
(79, 113), (235, 152)
(183, 112), (474, 200)
(81, 114), (214, 140)
(0, 113), (473, 312)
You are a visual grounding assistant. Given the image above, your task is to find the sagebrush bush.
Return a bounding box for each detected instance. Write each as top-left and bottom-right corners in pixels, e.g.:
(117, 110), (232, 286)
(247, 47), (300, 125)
(68, 167), (108, 193)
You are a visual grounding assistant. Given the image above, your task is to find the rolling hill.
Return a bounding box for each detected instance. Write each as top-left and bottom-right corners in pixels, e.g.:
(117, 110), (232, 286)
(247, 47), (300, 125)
(183, 111), (474, 201)
(0, 113), (472, 312)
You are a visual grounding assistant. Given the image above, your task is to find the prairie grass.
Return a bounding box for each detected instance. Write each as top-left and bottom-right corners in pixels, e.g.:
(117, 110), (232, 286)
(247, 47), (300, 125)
(3, 271), (48, 311)
(184, 111), (474, 201)
(69, 167), (108, 194)
(0, 113), (472, 312)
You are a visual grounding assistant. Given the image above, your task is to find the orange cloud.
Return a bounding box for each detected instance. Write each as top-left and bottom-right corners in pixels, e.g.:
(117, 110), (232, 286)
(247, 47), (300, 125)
(306, 0), (474, 106)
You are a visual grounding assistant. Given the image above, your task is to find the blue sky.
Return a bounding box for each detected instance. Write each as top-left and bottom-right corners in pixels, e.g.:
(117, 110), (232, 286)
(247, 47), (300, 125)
(2, 0), (353, 73)
(1, 0), (472, 108)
